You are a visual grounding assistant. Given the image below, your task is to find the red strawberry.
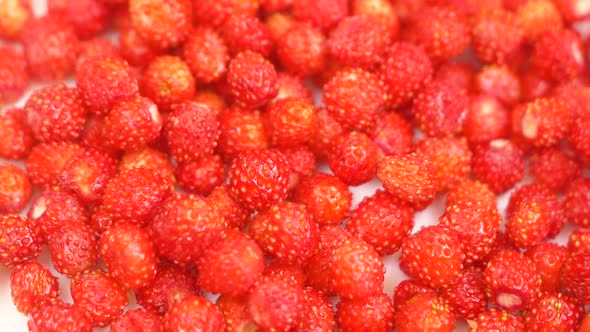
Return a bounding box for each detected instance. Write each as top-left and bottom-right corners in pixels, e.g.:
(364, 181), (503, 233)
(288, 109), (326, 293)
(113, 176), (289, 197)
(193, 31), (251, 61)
(524, 292), (583, 331)
(294, 173), (352, 226)
(250, 202), (319, 265)
(0, 0), (31, 40)
(568, 228), (590, 254)
(25, 141), (83, 189)
(352, 0), (399, 36)
(337, 293), (394, 332)
(216, 295), (252, 332)
(0, 165), (31, 214)
(265, 257), (307, 287)
(217, 106), (268, 161)
(47, 0), (108, 39)
(222, 14), (273, 57)
(569, 113), (590, 165)
(515, 0), (563, 44)
(446, 179), (496, 207)
(471, 9), (524, 64)
(280, 146), (316, 190)
(563, 178), (590, 227)
(328, 131), (378, 186)
(197, 230), (265, 295)
(182, 27), (229, 84)
(110, 308), (162, 332)
(0, 108), (33, 160)
(412, 80), (468, 137)
(531, 29), (585, 83)
(440, 267), (487, 320)
(393, 279), (436, 311)
(0, 47), (28, 103)
(292, 0), (348, 32)
(140, 55), (195, 111)
(530, 148), (582, 192)
(296, 287), (335, 332)
(151, 193), (227, 264)
(266, 97), (317, 148)
(47, 223), (98, 278)
(207, 185), (250, 230)
(467, 308), (525, 331)
(476, 65), (521, 106)
(580, 312), (590, 332)
(395, 292), (455, 332)
(193, 0), (259, 28)
(471, 139), (525, 194)
(163, 295), (226, 332)
(508, 183), (565, 239)
(120, 147), (175, 188)
(271, 73), (313, 104)
(176, 155), (225, 195)
(415, 136), (472, 191)
(28, 299), (93, 332)
(435, 62), (474, 91)
(227, 51), (278, 109)
(484, 249), (541, 311)
(309, 108), (344, 160)
(77, 38), (119, 69)
(118, 22), (161, 68)
(71, 270), (129, 326)
(561, 250), (590, 304)
(511, 97), (573, 148)
(370, 111), (413, 157)
(128, 0), (192, 50)
(464, 95), (510, 145)
(277, 23), (327, 77)
(10, 262), (59, 314)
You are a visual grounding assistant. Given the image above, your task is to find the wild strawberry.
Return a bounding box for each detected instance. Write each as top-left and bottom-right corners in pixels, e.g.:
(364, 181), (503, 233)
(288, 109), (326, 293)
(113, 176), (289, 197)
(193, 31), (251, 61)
(71, 270), (128, 326)
(309, 108), (344, 160)
(530, 149), (581, 192)
(10, 262), (59, 314)
(228, 149), (290, 211)
(28, 299), (93, 332)
(0, 47), (28, 103)
(26, 142), (83, 188)
(136, 263), (198, 314)
(435, 63), (474, 91)
(400, 225), (465, 289)
(266, 97), (316, 148)
(330, 237), (384, 299)
(352, 0), (399, 37)
(47, 0), (108, 39)
(279, 146), (315, 190)
(526, 243), (567, 293)
(175, 155), (224, 195)
(393, 279), (436, 311)
(464, 95), (510, 145)
(0, 108), (33, 160)
(276, 23), (326, 77)
(484, 250), (541, 311)
(217, 107), (268, 161)
(111, 308), (162, 332)
(416, 136), (471, 191)
(197, 230), (264, 295)
(440, 200), (501, 264)
(21, 16), (79, 81)
(193, 0), (259, 28)
(532, 29), (584, 84)
(471, 9), (524, 64)
(568, 228), (590, 255)
(183, 27), (228, 84)
(569, 113), (590, 165)
(294, 173), (351, 226)
(323, 68), (386, 131)
(118, 22), (161, 68)
(370, 111), (413, 157)
(271, 73), (313, 104)
(515, 0), (563, 44)
(525, 292), (583, 331)
(337, 293), (394, 332)
(376, 153), (440, 210)
(250, 202), (319, 265)
(163, 295), (225, 331)
(581, 312), (590, 331)
(207, 185), (250, 230)
(99, 223), (157, 290)
(467, 308), (525, 331)
(119, 147), (175, 187)
(151, 193), (226, 264)
(227, 51), (278, 109)
(475, 65), (521, 106)
(222, 15), (273, 58)
(47, 222), (97, 278)
(0, 215), (40, 268)
(471, 139), (525, 194)
(0, 165), (31, 214)
(327, 15), (391, 69)
(346, 190), (413, 256)
(0, 0), (31, 40)
(128, 0), (191, 50)
(440, 268), (487, 320)
(512, 97), (573, 148)
(194, 90), (227, 115)
(140, 56), (196, 112)
(562, 249), (590, 304)
(292, 0), (348, 32)
(412, 81), (468, 137)
(446, 179), (496, 207)
(265, 12), (295, 41)
(165, 100), (220, 163)
(216, 295), (252, 332)
(248, 274), (305, 331)
(328, 131), (378, 186)
(379, 42), (433, 109)
(395, 292), (455, 332)
(75, 56), (139, 116)
(28, 189), (89, 242)
(76, 38), (119, 69)
(263, 261), (307, 286)
(520, 68), (552, 102)
(293, 287), (335, 331)
(563, 178), (590, 227)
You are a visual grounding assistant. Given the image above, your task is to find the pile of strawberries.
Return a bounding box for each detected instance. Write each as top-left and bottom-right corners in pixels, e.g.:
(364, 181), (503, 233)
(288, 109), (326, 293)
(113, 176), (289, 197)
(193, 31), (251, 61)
(2, 0), (590, 331)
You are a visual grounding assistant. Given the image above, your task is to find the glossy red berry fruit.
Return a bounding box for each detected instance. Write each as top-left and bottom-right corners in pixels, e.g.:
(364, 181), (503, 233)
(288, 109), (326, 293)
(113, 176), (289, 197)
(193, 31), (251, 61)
(563, 178), (590, 227)
(227, 51), (278, 109)
(0, 47), (28, 103)
(328, 131), (378, 186)
(128, 0), (192, 50)
(163, 295), (225, 332)
(0, 108), (33, 160)
(28, 300), (93, 332)
(471, 139), (525, 194)
(337, 293), (394, 332)
(47, 223), (98, 278)
(0, 165), (31, 214)
(395, 293), (455, 332)
(110, 309), (162, 332)
(136, 263), (197, 315)
(140, 55), (196, 111)
(10, 262), (59, 314)
(412, 80), (468, 137)
(526, 243), (568, 293)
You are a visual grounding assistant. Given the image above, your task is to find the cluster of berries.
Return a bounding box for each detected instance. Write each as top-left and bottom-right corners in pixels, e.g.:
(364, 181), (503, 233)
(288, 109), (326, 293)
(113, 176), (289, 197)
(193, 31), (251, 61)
(1, 0), (590, 331)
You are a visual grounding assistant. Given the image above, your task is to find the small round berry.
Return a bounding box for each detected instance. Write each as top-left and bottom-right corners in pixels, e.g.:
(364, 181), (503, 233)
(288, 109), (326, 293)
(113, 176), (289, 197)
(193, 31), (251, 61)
(164, 295), (225, 332)
(222, 15), (274, 57)
(266, 97), (316, 148)
(27, 299), (93, 332)
(176, 155), (225, 196)
(277, 22), (327, 77)
(25, 141), (83, 189)
(0, 47), (28, 103)
(532, 29), (585, 83)
(467, 308), (525, 331)
(471, 9), (524, 64)
(183, 27), (229, 84)
(207, 185), (250, 230)
(395, 293), (455, 332)
(227, 51), (278, 109)
(298, 287), (336, 331)
(352, 0), (399, 37)
(569, 113), (590, 165)
(129, 0), (192, 50)
(337, 293), (394, 332)
(440, 268), (487, 320)
(193, 0), (259, 28)
(10, 262), (59, 315)
(292, 0), (348, 32)
(526, 243), (568, 293)
(140, 56), (196, 112)
(415, 136), (472, 191)
(370, 111), (413, 157)
(515, 0), (563, 44)
(76, 38), (119, 69)
(47, 0), (108, 39)
(328, 131), (378, 186)
(512, 97), (573, 148)
(294, 173), (352, 226)
(412, 81), (468, 137)
(476, 65), (521, 106)
(0, 165), (31, 214)
(471, 139), (525, 194)
(120, 148), (175, 188)
(524, 292), (583, 331)
(217, 107), (268, 161)
(0, 0), (31, 40)
(47, 223), (98, 278)
(0, 215), (40, 268)
(464, 95), (509, 145)
(111, 309), (162, 332)
(118, 22), (161, 68)
(563, 178), (590, 227)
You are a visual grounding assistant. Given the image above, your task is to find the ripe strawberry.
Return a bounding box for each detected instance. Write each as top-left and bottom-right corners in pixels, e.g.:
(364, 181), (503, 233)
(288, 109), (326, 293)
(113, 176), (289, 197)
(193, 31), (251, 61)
(400, 225), (465, 289)
(526, 243), (568, 293)
(47, 223), (98, 278)
(0, 108), (33, 160)
(323, 67), (386, 131)
(248, 273), (305, 331)
(376, 153), (440, 210)
(71, 270), (129, 326)
(140, 56), (196, 111)
(136, 263), (198, 315)
(120, 147), (175, 187)
(265, 12), (295, 41)
(581, 312), (590, 332)
(370, 111), (413, 157)
(561, 250), (590, 304)
(379, 42), (433, 109)
(337, 293), (394, 332)
(28, 299), (93, 332)
(0, 165), (31, 214)
(294, 173), (351, 226)
(309, 108), (344, 160)
(440, 267), (487, 320)
(118, 22), (161, 68)
(412, 80), (468, 137)
(151, 193), (226, 264)
(164, 295), (225, 332)
(217, 106), (268, 161)
(263, 261), (307, 287)
(227, 51), (278, 109)
(277, 23), (326, 77)
(280, 146), (316, 190)
(328, 131), (378, 186)
(207, 185), (250, 229)
(128, 0), (192, 50)
(0, 0), (31, 40)
(393, 279), (435, 311)
(58, 148), (118, 204)
(446, 179), (496, 207)
(47, 0), (108, 39)
(77, 38), (119, 69)
(471, 139), (525, 194)
(26, 141), (84, 188)
(511, 97), (573, 148)
(569, 113), (590, 165)
(395, 293), (455, 332)
(250, 202), (319, 265)
(182, 27), (228, 84)
(330, 237), (384, 299)
(465, 95), (510, 145)
(484, 249), (541, 311)
(194, 89), (227, 115)
(352, 0), (398, 31)
(467, 308), (525, 331)
(216, 295), (252, 332)
(227, 149), (290, 211)
(21, 16), (78, 81)
(271, 73), (313, 104)
(416, 136), (471, 191)
(568, 228), (590, 254)
(197, 230), (265, 295)
(0, 47), (28, 103)
(111, 308), (162, 332)
(222, 14), (273, 57)
(515, 0), (563, 43)
(346, 190), (413, 256)
(563, 178), (590, 227)
(79, 115), (119, 155)
(28, 189), (89, 242)
(10, 262), (59, 314)
(193, 0), (259, 28)
(292, 0), (348, 32)
(471, 9), (524, 64)
(176, 155), (224, 195)
(101, 167), (170, 225)
(530, 148), (582, 192)
(475, 65), (521, 106)
(165, 100), (219, 163)
(266, 97), (316, 148)
(435, 63), (474, 91)
(296, 288), (336, 331)
(75, 56), (138, 116)
(525, 292), (583, 331)
(532, 29), (585, 83)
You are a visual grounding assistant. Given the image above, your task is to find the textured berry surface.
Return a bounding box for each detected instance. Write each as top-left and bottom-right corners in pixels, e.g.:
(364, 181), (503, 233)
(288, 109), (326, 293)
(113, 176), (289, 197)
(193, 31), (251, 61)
(337, 293), (394, 332)
(0, 47), (28, 104)
(440, 268), (487, 320)
(563, 178), (590, 227)
(328, 131), (378, 186)
(10, 262), (59, 314)
(395, 292), (455, 332)
(183, 27), (228, 84)
(140, 55), (195, 111)
(227, 51), (278, 109)
(472, 139), (525, 194)
(128, 0), (192, 50)
(412, 80), (468, 137)
(110, 309), (162, 332)
(136, 263), (197, 315)
(467, 308), (525, 331)
(163, 295), (225, 332)
(0, 165), (31, 214)
(28, 300), (92, 332)
(47, 223), (98, 278)
(0, 108), (33, 160)
(524, 292), (583, 332)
